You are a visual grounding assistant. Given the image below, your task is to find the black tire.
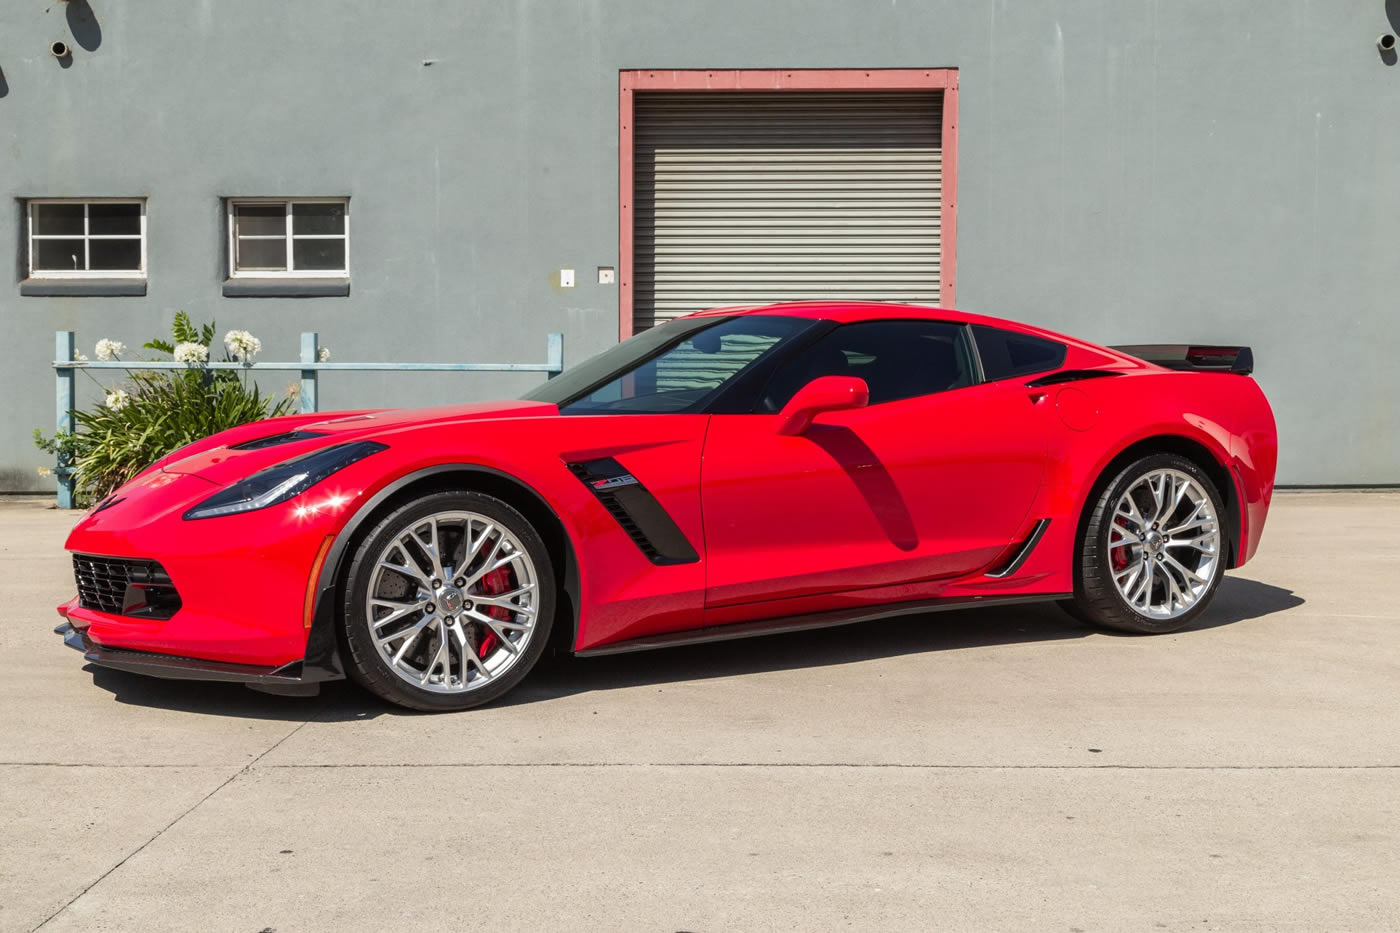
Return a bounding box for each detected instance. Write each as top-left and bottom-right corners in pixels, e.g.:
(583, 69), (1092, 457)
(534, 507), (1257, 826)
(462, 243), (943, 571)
(342, 489), (555, 711)
(1064, 452), (1227, 634)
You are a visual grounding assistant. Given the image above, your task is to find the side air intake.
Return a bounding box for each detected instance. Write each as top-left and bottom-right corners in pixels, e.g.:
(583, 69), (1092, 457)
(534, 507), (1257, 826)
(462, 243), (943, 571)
(567, 459), (699, 565)
(985, 519), (1050, 579)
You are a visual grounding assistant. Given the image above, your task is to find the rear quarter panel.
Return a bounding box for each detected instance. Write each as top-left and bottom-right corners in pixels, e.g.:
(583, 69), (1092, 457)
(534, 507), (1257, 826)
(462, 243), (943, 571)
(1054, 371), (1278, 566)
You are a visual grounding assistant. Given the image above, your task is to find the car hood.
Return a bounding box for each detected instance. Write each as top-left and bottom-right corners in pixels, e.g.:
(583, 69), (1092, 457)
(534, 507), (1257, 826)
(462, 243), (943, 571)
(160, 399), (558, 486)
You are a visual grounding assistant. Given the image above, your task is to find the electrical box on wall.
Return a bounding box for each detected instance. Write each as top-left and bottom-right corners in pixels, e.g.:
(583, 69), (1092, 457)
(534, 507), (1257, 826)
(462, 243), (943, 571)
(598, 266), (615, 285)
(559, 268), (575, 288)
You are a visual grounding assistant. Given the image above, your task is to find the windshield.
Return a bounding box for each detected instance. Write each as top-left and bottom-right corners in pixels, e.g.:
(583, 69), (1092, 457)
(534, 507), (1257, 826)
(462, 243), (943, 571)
(523, 314), (815, 414)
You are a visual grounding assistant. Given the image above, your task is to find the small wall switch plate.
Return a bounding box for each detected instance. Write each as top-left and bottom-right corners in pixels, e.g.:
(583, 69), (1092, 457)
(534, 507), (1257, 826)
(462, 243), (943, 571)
(597, 266), (616, 285)
(559, 268), (575, 288)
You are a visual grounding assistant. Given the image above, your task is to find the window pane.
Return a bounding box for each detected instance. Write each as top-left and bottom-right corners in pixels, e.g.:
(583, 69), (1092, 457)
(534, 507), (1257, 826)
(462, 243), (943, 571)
(236, 237), (287, 271)
(293, 238), (346, 271)
(89, 238), (142, 271)
(32, 203), (85, 236)
(33, 239), (86, 272)
(88, 203), (141, 236)
(762, 320), (974, 410)
(292, 202), (346, 235)
(654, 332), (781, 393)
(971, 325), (1067, 381)
(234, 204), (286, 237)
(558, 316), (810, 414)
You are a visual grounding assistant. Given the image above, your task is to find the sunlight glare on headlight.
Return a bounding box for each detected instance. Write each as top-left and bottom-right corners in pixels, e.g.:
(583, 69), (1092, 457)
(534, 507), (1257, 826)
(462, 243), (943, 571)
(292, 490), (351, 522)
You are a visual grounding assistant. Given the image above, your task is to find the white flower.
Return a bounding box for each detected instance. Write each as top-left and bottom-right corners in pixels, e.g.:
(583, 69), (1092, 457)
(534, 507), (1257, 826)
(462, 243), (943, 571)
(95, 339), (125, 361)
(223, 329), (263, 363)
(36, 466), (54, 478)
(105, 390), (131, 412)
(318, 347), (331, 363)
(74, 352), (89, 362)
(174, 342), (209, 364)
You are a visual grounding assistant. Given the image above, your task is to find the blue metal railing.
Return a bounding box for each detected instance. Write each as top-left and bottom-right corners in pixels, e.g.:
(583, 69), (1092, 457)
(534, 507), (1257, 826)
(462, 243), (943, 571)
(51, 330), (563, 509)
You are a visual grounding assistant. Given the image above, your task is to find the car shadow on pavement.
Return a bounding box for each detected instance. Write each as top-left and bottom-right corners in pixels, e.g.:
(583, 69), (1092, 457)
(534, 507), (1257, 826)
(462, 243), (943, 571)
(81, 575), (1302, 718)
(502, 574), (1305, 707)
(83, 665), (382, 722)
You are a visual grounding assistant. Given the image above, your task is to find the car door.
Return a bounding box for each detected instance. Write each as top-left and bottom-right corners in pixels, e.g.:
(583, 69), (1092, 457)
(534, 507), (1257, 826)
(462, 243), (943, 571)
(536, 312), (819, 647)
(700, 319), (1052, 609)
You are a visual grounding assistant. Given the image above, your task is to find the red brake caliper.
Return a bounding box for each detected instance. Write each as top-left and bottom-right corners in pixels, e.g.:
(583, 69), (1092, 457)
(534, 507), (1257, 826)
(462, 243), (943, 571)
(475, 566), (513, 658)
(1111, 520), (1131, 571)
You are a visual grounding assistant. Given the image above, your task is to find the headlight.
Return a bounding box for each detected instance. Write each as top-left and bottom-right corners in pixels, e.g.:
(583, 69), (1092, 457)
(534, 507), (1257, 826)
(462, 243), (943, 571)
(183, 441), (387, 520)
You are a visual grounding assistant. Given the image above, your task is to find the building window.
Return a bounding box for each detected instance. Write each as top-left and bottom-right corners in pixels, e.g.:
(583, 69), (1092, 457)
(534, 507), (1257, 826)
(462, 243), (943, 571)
(228, 199), (349, 278)
(27, 199), (146, 278)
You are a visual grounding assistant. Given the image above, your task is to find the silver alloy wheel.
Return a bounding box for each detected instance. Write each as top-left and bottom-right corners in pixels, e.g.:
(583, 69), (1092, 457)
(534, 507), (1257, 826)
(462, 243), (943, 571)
(365, 510), (539, 693)
(1108, 468), (1222, 621)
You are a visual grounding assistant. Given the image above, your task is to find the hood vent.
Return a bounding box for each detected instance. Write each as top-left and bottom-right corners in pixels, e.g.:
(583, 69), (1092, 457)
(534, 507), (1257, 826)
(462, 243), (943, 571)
(229, 430), (328, 451)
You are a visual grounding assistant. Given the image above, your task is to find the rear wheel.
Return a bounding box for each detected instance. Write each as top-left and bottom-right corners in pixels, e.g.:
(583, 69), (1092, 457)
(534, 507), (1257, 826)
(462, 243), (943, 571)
(342, 490), (555, 711)
(1065, 453), (1226, 634)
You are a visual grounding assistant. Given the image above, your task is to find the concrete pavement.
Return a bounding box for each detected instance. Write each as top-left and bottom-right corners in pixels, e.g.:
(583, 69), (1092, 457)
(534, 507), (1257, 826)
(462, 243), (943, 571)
(1, 494), (1397, 931)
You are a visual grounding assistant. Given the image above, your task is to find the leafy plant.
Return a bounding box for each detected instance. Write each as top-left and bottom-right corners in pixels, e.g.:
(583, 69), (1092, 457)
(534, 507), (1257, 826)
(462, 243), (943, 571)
(35, 312), (294, 506)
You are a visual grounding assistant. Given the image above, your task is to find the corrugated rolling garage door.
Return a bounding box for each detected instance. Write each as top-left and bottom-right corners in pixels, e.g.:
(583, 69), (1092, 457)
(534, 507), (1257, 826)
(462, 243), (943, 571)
(632, 90), (944, 330)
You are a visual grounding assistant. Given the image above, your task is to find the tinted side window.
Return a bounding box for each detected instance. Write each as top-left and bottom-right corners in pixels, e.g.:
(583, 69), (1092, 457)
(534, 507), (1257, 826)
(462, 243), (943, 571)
(761, 320), (975, 411)
(558, 316), (809, 414)
(971, 325), (1066, 381)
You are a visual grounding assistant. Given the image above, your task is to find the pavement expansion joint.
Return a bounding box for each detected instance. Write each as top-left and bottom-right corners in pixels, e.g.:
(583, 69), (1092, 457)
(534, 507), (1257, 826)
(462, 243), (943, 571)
(28, 717), (316, 931)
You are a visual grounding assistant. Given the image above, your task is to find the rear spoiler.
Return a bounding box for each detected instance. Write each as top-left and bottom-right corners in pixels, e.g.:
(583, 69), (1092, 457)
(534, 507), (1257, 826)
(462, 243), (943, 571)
(1110, 344), (1254, 375)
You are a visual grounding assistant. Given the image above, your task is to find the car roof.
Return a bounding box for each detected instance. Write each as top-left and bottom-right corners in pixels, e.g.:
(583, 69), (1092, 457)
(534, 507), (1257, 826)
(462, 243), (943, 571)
(682, 300), (1142, 369)
(686, 300), (1058, 341)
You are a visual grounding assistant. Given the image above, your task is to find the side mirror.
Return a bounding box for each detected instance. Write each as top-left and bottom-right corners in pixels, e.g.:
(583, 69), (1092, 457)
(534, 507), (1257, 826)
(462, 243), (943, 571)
(776, 376), (870, 435)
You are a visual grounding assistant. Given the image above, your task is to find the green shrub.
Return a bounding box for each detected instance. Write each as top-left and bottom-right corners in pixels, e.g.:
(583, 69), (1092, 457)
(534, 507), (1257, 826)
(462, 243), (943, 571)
(35, 312), (295, 506)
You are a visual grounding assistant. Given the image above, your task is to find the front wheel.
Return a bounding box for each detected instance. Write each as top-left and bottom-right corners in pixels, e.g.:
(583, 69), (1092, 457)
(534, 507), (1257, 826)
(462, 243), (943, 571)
(1065, 453), (1227, 634)
(342, 490), (555, 711)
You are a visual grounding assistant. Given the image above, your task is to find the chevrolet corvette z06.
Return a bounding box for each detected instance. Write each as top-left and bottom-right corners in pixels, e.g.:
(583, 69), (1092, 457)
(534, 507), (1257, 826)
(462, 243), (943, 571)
(56, 302), (1277, 711)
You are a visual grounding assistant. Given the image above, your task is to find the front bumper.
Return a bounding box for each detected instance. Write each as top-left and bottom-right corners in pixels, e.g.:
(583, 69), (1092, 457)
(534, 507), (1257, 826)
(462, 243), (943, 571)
(63, 469), (350, 667)
(55, 620), (326, 696)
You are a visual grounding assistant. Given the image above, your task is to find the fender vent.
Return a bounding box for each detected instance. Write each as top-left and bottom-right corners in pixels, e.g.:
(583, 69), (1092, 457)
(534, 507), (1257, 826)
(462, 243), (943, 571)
(567, 459), (699, 565)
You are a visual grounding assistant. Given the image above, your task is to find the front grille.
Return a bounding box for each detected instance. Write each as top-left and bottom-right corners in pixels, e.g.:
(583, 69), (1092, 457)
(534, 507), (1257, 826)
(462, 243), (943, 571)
(73, 554), (181, 619)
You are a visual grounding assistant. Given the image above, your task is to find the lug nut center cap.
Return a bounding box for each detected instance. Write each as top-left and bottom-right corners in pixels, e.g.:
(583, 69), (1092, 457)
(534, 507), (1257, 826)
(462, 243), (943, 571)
(1144, 530), (1165, 555)
(438, 586), (466, 615)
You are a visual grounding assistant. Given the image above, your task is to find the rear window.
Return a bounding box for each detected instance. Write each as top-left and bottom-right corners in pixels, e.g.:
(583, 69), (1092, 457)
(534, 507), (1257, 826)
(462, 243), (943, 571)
(971, 325), (1066, 381)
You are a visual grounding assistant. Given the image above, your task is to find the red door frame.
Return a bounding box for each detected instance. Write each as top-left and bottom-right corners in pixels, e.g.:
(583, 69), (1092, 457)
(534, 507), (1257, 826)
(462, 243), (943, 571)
(617, 68), (960, 341)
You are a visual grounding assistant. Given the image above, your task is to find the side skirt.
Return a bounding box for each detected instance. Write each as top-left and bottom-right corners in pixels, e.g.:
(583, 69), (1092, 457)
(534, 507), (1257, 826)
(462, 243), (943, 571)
(575, 593), (1070, 657)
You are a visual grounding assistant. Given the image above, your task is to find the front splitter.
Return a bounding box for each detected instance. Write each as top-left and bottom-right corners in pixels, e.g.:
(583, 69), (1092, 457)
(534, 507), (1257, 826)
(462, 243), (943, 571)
(55, 621), (323, 696)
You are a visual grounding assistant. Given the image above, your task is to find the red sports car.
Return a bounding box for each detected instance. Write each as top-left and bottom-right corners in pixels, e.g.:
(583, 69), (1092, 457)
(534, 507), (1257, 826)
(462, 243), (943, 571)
(56, 302), (1278, 711)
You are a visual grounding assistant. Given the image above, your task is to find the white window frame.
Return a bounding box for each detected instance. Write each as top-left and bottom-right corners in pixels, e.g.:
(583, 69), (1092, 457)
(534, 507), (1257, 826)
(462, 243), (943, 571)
(227, 197), (350, 279)
(27, 198), (147, 280)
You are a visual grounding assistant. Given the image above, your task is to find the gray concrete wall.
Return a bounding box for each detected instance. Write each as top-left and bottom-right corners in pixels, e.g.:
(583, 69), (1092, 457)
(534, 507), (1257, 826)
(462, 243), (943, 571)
(2, 0), (1397, 489)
